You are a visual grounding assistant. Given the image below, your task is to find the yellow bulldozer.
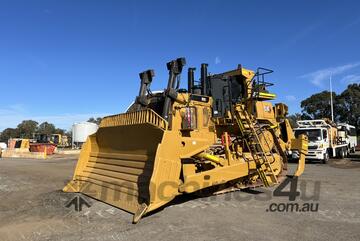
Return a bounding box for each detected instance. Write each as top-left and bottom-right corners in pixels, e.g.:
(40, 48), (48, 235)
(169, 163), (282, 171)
(64, 58), (308, 223)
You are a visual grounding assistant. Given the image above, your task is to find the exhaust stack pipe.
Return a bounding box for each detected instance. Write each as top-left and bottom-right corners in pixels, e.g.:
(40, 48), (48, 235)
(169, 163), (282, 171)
(187, 67), (196, 94)
(162, 58), (186, 120)
(201, 63), (208, 95)
(135, 69), (154, 110)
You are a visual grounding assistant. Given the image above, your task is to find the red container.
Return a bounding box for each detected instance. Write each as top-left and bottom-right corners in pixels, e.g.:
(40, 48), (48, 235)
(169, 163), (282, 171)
(29, 143), (56, 155)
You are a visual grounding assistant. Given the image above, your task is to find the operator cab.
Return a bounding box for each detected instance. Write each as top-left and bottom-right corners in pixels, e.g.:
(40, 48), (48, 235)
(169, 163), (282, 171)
(199, 65), (277, 119)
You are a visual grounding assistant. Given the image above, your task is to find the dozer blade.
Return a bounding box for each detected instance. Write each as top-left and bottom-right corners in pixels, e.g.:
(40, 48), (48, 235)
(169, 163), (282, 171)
(63, 109), (182, 222)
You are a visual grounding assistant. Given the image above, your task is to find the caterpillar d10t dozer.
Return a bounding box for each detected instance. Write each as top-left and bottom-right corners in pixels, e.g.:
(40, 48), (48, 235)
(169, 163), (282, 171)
(64, 57), (308, 223)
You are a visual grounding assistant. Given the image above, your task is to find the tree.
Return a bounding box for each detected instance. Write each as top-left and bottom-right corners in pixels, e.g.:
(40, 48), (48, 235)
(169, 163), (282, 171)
(287, 113), (302, 128)
(300, 84), (359, 134)
(17, 120), (38, 138)
(55, 128), (65, 135)
(37, 122), (56, 135)
(300, 91), (341, 121)
(337, 84), (360, 127)
(0, 128), (19, 142)
(87, 117), (102, 125)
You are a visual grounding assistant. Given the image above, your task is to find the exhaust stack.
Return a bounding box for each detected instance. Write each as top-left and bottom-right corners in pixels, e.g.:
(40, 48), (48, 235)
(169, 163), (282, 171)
(201, 63), (208, 95)
(187, 67), (196, 94)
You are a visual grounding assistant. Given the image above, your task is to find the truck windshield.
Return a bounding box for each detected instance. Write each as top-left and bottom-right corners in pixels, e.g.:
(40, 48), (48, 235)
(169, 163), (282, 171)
(294, 129), (322, 142)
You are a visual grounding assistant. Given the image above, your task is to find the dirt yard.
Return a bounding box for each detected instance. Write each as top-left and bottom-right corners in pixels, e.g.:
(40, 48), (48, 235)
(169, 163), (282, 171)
(0, 153), (359, 241)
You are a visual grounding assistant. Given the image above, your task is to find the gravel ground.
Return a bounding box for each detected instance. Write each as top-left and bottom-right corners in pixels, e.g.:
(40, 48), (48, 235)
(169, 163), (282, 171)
(0, 153), (359, 241)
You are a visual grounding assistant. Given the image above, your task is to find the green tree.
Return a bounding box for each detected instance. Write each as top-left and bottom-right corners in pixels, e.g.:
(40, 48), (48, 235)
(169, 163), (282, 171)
(17, 120), (38, 138)
(287, 113), (302, 128)
(300, 91), (340, 120)
(337, 83), (360, 127)
(300, 84), (359, 134)
(87, 117), (102, 125)
(54, 128), (65, 135)
(0, 128), (19, 142)
(37, 122), (56, 135)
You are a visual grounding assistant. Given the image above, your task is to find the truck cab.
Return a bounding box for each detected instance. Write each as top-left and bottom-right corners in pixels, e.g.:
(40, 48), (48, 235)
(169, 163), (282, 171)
(294, 126), (330, 163)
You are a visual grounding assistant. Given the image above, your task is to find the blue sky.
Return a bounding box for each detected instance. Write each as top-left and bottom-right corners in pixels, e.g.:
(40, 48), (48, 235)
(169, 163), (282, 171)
(0, 0), (359, 131)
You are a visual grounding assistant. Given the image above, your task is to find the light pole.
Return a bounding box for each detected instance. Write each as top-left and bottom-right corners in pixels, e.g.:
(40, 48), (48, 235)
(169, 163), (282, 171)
(330, 74), (334, 122)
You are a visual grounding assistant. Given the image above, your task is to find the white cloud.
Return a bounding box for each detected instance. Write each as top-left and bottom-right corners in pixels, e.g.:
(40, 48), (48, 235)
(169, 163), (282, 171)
(215, 56), (221, 65)
(341, 74), (360, 84)
(301, 62), (360, 88)
(285, 95), (296, 101)
(0, 105), (109, 131)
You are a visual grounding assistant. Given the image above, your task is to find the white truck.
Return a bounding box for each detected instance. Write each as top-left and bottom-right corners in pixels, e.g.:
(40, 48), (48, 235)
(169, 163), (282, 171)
(337, 123), (357, 153)
(294, 119), (350, 163)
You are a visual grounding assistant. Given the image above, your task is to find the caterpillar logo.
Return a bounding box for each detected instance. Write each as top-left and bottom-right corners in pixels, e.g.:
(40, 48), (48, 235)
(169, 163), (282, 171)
(264, 105), (271, 112)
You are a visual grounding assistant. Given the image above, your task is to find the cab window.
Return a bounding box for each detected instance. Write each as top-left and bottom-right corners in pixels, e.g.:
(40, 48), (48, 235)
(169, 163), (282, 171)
(349, 127), (356, 136)
(322, 129), (327, 140)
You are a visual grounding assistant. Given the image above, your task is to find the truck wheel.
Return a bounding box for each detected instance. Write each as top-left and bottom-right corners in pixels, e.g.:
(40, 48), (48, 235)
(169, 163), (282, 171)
(346, 148), (351, 157)
(339, 148), (345, 159)
(322, 153), (329, 164)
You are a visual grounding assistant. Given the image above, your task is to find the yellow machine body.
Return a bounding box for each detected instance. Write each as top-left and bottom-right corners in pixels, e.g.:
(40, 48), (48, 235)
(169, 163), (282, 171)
(64, 59), (307, 223)
(51, 134), (69, 147)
